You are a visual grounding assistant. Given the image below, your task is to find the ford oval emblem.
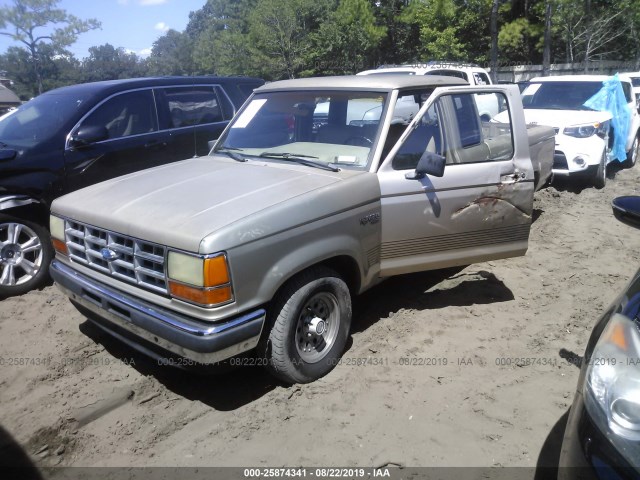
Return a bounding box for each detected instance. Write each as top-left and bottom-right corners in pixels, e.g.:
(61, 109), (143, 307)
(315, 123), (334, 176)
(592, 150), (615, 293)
(101, 248), (120, 261)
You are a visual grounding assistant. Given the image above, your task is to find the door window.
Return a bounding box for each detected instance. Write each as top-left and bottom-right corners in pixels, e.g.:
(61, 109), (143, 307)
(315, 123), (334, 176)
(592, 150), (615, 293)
(390, 92), (513, 169)
(473, 72), (491, 86)
(162, 87), (223, 128)
(391, 104), (442, 171)
(80, 90), (158, 140)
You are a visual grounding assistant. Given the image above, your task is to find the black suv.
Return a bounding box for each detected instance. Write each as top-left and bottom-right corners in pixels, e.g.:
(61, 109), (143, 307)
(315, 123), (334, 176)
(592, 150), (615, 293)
(0, 76), (264, 297)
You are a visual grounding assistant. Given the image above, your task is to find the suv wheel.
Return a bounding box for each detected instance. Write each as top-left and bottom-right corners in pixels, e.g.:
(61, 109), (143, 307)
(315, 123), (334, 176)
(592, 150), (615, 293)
(0, 214), (53, 297)
(593, 150), (607, 189)
(625, 134), (639, 168)
(265, 266), (352, 384)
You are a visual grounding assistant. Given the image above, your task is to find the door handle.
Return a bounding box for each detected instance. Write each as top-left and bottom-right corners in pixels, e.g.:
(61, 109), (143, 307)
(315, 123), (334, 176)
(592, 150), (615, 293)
(144, 140), (167, 149)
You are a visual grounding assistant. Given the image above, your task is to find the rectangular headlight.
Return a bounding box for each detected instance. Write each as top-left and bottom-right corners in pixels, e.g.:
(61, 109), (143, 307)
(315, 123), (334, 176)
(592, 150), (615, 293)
(49, 215), (68, 255)
(49, 215), (65, 241)
(168, 251), (205, 286)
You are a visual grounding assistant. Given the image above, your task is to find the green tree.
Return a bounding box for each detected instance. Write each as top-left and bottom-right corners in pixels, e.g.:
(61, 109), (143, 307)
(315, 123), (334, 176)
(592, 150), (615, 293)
(248, 0), (321, 79)
(81, 44), (147, 82)
(190, 0), (259, 76)
(0, 43), (81, 99)
(146, 29), (194, 76)
(498, 17), (543, 62)
(185, 0), (256, 38)
(194, 29), (256, 76)
(622, 0), (640, 69)
(455, 0), (493, 66)
(0, 0), (100, 94)
(372, 0), (420, 65)
(553, 0), (628, 67)
(403, 0), (466, 61)
(309, 0), (386, 76)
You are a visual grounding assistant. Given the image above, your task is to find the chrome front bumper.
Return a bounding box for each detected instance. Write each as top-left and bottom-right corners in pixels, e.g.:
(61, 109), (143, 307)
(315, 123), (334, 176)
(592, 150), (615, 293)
(51, 259), (265, 364)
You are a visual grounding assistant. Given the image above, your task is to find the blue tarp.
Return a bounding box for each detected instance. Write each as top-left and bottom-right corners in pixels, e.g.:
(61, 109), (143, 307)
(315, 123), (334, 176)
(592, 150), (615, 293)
(583, 73), (631, 163)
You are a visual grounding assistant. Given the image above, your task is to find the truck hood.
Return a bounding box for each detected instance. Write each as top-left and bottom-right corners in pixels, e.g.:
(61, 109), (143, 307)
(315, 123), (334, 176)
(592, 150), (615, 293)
(520, 109), (612, 129)
(52, 156), (356, 252)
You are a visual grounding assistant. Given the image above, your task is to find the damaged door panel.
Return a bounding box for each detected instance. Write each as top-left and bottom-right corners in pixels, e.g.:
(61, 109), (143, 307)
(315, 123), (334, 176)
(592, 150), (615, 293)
(377, 87), (536, 277)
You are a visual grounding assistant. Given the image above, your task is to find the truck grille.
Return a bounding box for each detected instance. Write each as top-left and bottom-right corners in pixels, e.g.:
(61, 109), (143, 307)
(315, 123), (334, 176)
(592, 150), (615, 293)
(64, 220), (168, 294)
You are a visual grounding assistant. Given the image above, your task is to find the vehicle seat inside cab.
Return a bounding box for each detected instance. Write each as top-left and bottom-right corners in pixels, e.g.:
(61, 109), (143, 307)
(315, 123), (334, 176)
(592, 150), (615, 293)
(388, 123), (442, 170)
(315, 123), (377, 145)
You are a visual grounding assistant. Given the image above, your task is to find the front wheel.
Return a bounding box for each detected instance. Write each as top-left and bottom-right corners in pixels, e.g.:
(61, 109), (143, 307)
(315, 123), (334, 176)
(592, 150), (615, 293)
(593, 150), (607, 189)
(265, 266), (352, 384)
(0, 214), (53, 297)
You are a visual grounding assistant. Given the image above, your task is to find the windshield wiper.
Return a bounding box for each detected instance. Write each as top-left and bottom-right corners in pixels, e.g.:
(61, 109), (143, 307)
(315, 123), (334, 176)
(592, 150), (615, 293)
(260, 151), (319, 159)
(259, 152), (339, 172)
(216, 147), (247, 162)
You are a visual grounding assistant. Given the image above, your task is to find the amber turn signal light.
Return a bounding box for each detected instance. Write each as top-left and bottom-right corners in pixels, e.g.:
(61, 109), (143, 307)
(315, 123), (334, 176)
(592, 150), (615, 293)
(52, 238), (68, 255)
(168, 281), (232, 306)
(204, 255), (230, 286)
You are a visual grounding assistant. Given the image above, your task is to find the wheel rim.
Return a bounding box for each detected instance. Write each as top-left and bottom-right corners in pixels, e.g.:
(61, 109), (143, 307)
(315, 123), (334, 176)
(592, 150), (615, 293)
(0, 222), (43, 287)
(295, 291), (340, 363)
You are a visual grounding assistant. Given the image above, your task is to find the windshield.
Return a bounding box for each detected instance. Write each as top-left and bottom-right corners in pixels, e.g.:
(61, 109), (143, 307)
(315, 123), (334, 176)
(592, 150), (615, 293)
(0, 91), (89, 148)
(522, 81), (604, 110)
(214, 90), (388, 169)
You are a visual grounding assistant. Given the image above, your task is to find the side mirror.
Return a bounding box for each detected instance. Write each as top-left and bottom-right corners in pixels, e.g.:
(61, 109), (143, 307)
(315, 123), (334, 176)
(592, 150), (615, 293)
(405, 151), (446, 180)
(0, 149), (17, 161)
(69, 125), (108, 148)
(612, 196), (640, 229)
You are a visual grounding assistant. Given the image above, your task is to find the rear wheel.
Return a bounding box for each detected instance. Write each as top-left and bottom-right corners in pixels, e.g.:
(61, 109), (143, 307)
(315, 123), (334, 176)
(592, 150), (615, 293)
(265, 266), (352, 384)
(0, 214), (53, 298)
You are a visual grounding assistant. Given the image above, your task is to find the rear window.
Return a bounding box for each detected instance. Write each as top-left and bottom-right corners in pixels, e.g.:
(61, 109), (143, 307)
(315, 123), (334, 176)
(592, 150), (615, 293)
(425, 69), (469, 82)
(162, 86), (223, 127)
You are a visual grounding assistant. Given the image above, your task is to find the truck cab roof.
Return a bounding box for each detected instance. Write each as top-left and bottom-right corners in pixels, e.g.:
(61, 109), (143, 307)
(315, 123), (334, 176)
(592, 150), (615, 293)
(256, 75), (469, 92)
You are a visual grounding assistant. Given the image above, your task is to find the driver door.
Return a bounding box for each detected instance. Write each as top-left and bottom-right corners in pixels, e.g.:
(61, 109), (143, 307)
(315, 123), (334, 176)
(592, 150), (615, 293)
(377, 86), (534, 276)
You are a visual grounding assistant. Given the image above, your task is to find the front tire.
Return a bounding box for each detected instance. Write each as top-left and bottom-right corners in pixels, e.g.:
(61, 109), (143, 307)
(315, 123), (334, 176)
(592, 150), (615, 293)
(0, 214), (53, 298)
(593, 150), (607, 189)
(265, 266), (352, 384)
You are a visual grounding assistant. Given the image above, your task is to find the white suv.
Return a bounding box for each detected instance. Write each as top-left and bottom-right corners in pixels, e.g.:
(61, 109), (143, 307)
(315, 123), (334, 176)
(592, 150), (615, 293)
(520, 75), (640, 188)
(357, 63), (499, 119)
(622, 71), (640, 104)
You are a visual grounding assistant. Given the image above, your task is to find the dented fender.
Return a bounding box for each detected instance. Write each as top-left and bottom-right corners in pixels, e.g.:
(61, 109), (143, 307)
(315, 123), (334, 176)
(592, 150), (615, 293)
(0, 195), (42, 212)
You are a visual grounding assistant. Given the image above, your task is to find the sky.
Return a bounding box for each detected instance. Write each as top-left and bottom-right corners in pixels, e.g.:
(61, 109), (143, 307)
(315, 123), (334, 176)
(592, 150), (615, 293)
(0, 0), (207, 59)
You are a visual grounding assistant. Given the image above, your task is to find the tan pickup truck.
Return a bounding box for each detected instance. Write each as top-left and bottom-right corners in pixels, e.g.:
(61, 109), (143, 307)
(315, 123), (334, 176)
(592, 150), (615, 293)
(49, 75), (554, 384)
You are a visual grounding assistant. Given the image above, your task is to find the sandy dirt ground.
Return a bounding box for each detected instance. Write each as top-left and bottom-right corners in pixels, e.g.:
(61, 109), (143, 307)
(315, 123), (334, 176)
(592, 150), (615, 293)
(2, 164), (640, 478)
